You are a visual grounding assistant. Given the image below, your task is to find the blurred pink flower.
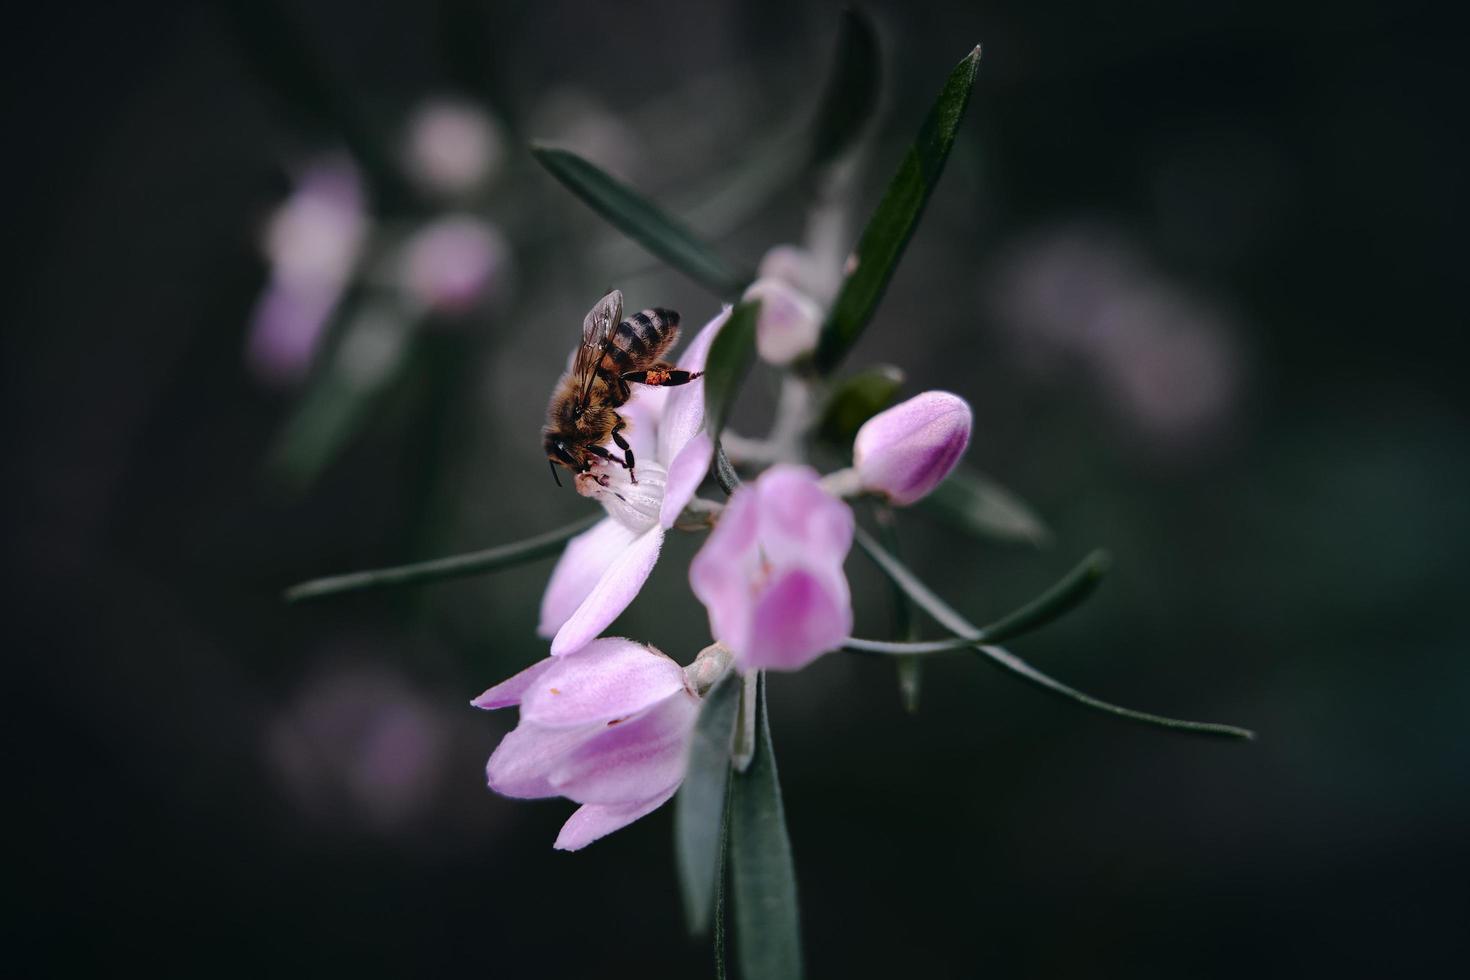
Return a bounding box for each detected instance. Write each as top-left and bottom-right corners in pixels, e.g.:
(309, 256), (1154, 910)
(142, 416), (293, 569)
(988, 223), (1243, 449)
(399, 214), (511, 315)
(245, 156), (368, 386)
(743, 276), (823, 367)
(404, 98), (504, 197)
(853, 391), (972, 505)
(473, 637), (699, 850)
(538, 308), (728, 657)
(267, 665), (451, 834)
(690, 464), (854, 673)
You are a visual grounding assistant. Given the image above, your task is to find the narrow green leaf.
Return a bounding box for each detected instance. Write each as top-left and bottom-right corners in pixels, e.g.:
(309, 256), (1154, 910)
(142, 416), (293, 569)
(813, 44), (981, 373)
(845, 548), (1112, 656)
(702, 300), (762, 444)
(920, 466), (1052, 546)
(729, 674), (803, 980)
(283, 514), (601, 602)
(530, 145), (751, 296)
(874, 506), (922, 713)
(713, 442), (743, 496)
(852, 528), (1256, 740)
(815, 364), (906, 446)
(978, 548), (1110, 643)
(714, 803), (730, 980)
(810, 7), (882, 169)
(675, 671), (741, 936)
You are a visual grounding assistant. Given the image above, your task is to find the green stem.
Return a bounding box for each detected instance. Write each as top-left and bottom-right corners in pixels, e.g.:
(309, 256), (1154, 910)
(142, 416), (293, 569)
(284, 514), (601, 602)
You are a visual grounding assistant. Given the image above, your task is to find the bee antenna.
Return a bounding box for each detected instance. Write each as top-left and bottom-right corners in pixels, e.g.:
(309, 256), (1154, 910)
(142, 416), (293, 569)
(549, 460), (562, 487)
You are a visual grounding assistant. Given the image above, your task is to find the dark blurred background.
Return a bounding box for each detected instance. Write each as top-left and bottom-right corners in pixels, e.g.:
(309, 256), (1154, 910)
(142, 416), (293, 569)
(6, 1), (1467, 976)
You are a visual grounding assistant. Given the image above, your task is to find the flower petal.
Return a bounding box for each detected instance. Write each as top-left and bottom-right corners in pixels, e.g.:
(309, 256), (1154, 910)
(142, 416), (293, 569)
(485, 720), (595, 799)
(550, 527), (665, 657)
(852, 391), (973, 506)
(538, 517), (639, 638)
(553, 783), (681, 851)
(659, 430), (713, 529)
(471, 657), (556, 710)
(522, 637), (687, 728)
(550, 691), (698, 804)
(739, 565), (852, 672)
(688, 485), (761, 653)
(658, 306), (730, 465)
(618, 386), (666, 462)
(755, 464), (855, 570)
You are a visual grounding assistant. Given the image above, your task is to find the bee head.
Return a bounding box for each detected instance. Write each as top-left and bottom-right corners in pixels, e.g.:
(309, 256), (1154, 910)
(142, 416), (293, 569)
(544, 435), (581, 486)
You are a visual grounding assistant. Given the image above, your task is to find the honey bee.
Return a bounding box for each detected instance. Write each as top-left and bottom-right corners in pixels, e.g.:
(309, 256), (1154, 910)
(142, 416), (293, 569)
(543, 290), (701, 486)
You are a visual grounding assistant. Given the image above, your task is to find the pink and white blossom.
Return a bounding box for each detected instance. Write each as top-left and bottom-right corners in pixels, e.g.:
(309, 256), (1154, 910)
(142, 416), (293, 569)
(537, 308), (728, 657)
(689, 464), (854, 673)
(398, 214), (510, 315)
(473, 637), (699, 850)
(245, 156), (368, 386)
(743, 276), (823, 367)
(852, 391), (972, 506)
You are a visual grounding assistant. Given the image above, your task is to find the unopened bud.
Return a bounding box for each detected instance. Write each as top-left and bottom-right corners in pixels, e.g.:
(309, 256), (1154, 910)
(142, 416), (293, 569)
(852, 391), (972, 505)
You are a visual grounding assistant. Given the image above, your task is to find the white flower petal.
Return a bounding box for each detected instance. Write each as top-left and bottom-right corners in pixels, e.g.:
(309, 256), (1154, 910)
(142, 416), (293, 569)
(659, 431), (713, 529)
(538, 518), (638, 638)
(549, 527), (665, 657)
(658, 306), (730, 465)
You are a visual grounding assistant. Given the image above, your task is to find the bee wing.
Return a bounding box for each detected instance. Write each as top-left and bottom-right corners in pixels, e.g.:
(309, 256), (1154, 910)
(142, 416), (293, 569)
(573, 289), (622, 406)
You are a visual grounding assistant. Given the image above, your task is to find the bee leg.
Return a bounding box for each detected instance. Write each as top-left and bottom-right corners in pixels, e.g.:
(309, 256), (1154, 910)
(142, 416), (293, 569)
(622, 363), (703, 388)
(610, 419), (637, 484)
(586, 443), (628, 471)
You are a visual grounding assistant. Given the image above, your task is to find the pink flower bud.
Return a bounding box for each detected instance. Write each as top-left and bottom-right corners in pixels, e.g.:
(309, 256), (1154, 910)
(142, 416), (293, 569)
(743, 277), (823, 367)
(689, 465), (854, 672)
(852, 391), (972, 506)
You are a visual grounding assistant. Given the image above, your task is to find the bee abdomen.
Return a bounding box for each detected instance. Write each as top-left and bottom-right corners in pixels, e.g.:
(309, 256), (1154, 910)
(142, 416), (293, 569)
(608, 308), (680, 370)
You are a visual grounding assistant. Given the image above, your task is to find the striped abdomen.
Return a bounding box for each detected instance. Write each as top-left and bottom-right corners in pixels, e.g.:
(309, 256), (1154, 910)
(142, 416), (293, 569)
(599, 308), (681, 377)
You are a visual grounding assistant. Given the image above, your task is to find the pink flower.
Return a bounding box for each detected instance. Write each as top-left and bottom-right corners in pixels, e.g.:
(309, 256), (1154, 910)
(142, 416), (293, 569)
(852, 391), (972, 506)
(743, 276), (822, 367)
(398, 214), (510, 315)
(404, 98), (504, 197)
(537, 308), (728, 657)
(689, 465), (854, 672)
(473, 638), (699, 850)
(245, 156), (368, 386)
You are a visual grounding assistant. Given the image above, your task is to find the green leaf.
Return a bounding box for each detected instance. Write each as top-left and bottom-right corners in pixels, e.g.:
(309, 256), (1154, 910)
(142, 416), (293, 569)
(810, 7), (882, 169)
(813, 44), (981, 373)
(530, 145), (751, 297)
(851, 527), (1256, 740)
(729, 673), (803, 980)
(815, 364), (905, 446)
(845, 548), (1111, 655)
(920, 465), (1052, 547)
(702, 300), (762, 444)
(675, 671), (741, 936)
(283, 514), (601, 602)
